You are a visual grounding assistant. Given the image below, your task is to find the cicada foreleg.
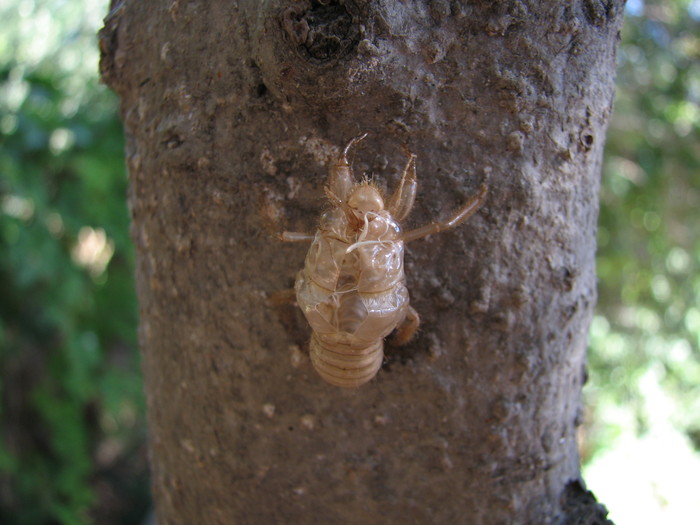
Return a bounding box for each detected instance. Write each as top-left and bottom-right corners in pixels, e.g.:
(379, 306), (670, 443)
(387, 149), (417, 222)
(402, 184), (488, 243)
(328, 132), (367, 202)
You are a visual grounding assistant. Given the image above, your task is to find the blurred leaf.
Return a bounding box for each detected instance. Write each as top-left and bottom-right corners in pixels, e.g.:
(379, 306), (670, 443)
(1, 1), (148, 524)
(584, 0), (700, 521)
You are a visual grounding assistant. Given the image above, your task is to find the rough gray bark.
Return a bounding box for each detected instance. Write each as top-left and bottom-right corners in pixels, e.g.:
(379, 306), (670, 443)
(100, 1), (623, 523)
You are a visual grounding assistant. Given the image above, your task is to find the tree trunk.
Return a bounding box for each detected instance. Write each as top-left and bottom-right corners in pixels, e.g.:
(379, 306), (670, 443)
(100, 1), (623, 523)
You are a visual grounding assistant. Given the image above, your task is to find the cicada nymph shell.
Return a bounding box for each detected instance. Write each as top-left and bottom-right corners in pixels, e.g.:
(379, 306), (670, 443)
(281, 134), (487, 388)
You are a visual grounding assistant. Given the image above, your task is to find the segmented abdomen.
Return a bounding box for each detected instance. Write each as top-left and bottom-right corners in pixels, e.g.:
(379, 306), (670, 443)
(296, 208), (409, 387)
(309, 334), (383, 388)
(296, 275), (408, 387)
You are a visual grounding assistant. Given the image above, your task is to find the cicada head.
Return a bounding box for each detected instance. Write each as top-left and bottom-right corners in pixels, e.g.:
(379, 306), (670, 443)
(347, 182), (384, 214)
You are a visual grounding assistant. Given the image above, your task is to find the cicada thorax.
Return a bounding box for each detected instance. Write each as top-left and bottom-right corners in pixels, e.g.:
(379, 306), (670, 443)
(295, 207), (410, 387)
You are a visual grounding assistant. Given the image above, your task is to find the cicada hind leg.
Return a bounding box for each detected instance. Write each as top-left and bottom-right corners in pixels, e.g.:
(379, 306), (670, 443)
(309, 334), (384, 388)
(391, 305), (420, 346)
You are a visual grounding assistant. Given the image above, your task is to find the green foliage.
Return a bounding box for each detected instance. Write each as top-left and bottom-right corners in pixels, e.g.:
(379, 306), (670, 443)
(0, 1), (149, 524)
(584, 0), (700, 521)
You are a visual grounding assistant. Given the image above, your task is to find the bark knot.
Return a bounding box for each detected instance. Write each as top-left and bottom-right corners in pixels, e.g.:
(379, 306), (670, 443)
(282, 0), (361, 64)
(98, 1), (128, 92)
(582, 0), (613, 27)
